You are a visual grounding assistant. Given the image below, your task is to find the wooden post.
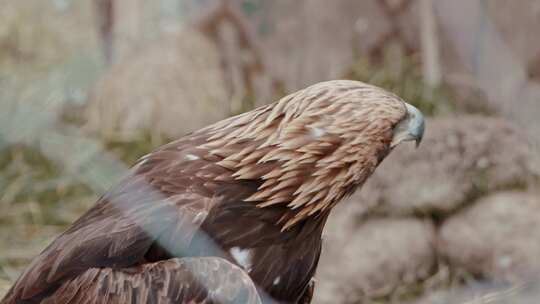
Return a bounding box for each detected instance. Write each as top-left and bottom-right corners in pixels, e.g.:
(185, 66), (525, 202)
(419, 0), (441, 89)
(94, 0), (114, 65)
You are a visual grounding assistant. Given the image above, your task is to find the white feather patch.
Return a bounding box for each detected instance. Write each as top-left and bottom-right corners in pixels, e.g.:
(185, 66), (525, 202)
(185, 154), (199, 161)
(309, 126), (326, 138)
(230, 247), (253, 271)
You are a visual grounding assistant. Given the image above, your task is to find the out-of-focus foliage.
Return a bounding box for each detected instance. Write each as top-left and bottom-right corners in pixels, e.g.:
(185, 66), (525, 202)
(0, 0), (103, 282)
(104, 132), (171, 165)
(346, 54), (455, 116)
(0, 145), (92, 225)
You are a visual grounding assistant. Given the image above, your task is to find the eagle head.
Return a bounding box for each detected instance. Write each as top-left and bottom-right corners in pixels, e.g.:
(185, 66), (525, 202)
(202, 80), (424, 229)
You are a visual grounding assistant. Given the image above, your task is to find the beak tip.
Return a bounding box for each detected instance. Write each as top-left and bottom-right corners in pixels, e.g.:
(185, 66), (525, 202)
(404, 103), (425, 149)
(415, 134), (423, 148)
(391, 103), (425, 149)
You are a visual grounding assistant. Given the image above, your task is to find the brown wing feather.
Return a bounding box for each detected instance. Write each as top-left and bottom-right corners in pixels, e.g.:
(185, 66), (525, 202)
(41, 257), (261, 304)
(2, 133), (261, 303)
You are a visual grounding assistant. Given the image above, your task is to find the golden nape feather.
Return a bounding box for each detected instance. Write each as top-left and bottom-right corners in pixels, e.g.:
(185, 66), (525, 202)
(200, 80), (416, 229)
(1, 80), (424, 304)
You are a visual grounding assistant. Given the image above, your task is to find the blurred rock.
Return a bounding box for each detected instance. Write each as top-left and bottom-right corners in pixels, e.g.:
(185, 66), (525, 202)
(254, 0), (540, 93)
(436, 0), (540, 154)
(315, 215), (436, 303)
(259, 0), (419, 90)
(0, 0), (98, 68)
(438, 191), (540, 281)
(410, 280), (540, 304)
(85, 30), (229, 139)
(410, 272), (540, 304)
(357, 116), (536, 216)
(486, 1), (540, 70)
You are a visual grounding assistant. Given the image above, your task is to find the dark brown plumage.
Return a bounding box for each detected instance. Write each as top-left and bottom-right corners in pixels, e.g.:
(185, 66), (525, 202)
(1, 80), (424, 304)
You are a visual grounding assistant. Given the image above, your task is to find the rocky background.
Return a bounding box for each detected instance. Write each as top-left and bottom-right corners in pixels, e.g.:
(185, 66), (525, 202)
(1, 0), (539, 303)
(316, 116), (540, 303)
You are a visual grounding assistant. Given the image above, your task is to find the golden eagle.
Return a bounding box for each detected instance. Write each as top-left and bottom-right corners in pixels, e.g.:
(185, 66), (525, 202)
(1, 80), (424, 304)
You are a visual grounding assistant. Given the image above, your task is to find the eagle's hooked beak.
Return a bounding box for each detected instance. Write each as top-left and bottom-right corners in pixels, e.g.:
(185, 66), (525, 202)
(390, 103), (425, 148)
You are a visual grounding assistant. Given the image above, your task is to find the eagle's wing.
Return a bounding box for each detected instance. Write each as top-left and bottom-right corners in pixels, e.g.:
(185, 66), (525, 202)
(41, 257), (262, 304)
(2, 135), (262, 303)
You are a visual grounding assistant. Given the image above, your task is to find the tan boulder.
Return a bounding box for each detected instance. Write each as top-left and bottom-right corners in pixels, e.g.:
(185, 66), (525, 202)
(86, 30), (229, 139)
(410, 280), (540, 304)
(438, 191), (540, 281)
(315, 212), (436, 303)
(357, 116), (535, 216)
